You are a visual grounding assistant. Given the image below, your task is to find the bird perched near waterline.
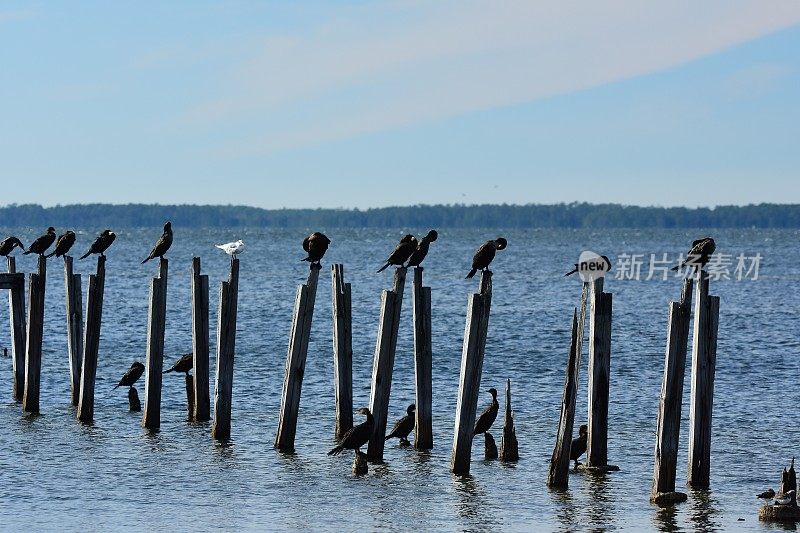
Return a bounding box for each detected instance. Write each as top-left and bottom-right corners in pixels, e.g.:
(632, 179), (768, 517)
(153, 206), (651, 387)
(113, 361), (145, 390)
(163, 353), (193, 376)
(23, 227), (56, 256)
(775, 490), (795, 506)
(0, 236), (25, 256)
(407, 230), (438, 268)
(80, 229), (116, 260)
(142, 222), (173, 264)
(328, 407), (375, 456)
(46, 230), (76, 258)
(565, 255), (612, 277)
(385, 404), (416, 446)
(377, 234), (417, 273)
(302, 232), (330, 265)
(466, 238), (507, 279)
(473, 388), (499, 435)
(571, 424), (588, 468)
(216, 240), (245, 258)
(757, 488), (776, 499)
(671, 237), (716, 271)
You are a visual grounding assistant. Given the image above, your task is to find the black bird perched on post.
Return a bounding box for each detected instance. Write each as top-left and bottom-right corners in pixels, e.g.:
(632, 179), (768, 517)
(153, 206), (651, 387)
(570, 424), (588, 468)
(142, 222), (173, 264)
(671, 237), (716, 271)
(328, 407), (375, 456)
(80, 229), (116, 260)
(301, 232), (331, 265)
(565, 255), (612, 277)
(407, 230), (438, 268)
(163, 353), (193, 376)
(113, 361), (145, 390)
(46, 230), (76, 258)
(473, 388), (499, 435)
(23, 227), (56, 256)
(0, 236), (25, 256)
(385, 403), (416, 446)
(377, 234), (417, 273)
(466, 237), (507, 279)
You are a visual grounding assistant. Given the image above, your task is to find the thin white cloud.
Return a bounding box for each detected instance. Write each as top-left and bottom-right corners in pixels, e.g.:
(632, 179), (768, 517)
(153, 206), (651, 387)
(177, 0), (800, 156)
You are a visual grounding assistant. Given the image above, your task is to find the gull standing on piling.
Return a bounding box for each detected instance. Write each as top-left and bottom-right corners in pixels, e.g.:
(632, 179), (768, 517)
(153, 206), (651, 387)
(301, 232), (330, 265)
(407, 230), (438, 268)
(113, 361), (145, 390)
(377, 234), (417, 273)
(142, 222), (173, 264)
(216, 240), (244, 259)
(385, 403), (416, 446)
(163, 353), (193, 376)
(23, 227), (56, 256)
(79, 230), (116, 259)
(328, 407), (375, 456)
(570, 424), (588, 468)
(473, 388), (499, 435)
(46, 230), (76, 258)
(466, 237), (507, 279)
(671, 237), (716, 271)
(0, 236), (25, 256)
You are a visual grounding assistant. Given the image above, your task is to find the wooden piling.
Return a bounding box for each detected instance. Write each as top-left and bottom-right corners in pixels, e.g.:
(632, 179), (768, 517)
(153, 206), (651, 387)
(23, 256), (46, 414)
(5, 257), (26, 401)
(331, 264), (353, 440)
(688, 271), (720, 489)
(63, 256), (84, 406)
(367, 267), (407, 462)
(185, 373), (195, 419)
(412, 267), (433, 450)
(651, 278), (694, 503)
(212, 258), (239, 440)
(484, 433), (498, 460)
(191, 257), (210, 422)
(500, 378), (519, 461)
(450, 271), (493, 475)
(587, 277), (613, 468)
(128, 387), (141, 412)
(142, 258), (168, 430)
(77, 256), (106, 424)
(274, 264), (322, 451)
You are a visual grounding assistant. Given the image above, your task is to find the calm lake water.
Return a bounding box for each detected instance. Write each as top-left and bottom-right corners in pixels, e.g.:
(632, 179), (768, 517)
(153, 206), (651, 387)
(0, 227), (798, 532)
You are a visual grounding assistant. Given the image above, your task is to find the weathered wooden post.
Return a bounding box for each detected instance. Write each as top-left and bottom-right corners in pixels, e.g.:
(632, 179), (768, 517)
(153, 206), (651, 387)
(499, 378), (519, 461)
(586, 277), (616, 470)
(23, 256), (47, 414)
(63, 256), (83, 406)
(651, 278), (694, 504)
(450, 271), (493, 475)
(191, 257), (210, 422)
(412, 266), (433, 450)
(128, 387), (141, 411)
(212, 258), (239, 440)
(367, 267), (407, 462)
(688, 271), (720, 489)
(5, 257), (26, 401)
(274, 264), (321, 451)
(142, 258), (168, 430)
(331, 264), (353, 440)
(77, 256), (106, 424)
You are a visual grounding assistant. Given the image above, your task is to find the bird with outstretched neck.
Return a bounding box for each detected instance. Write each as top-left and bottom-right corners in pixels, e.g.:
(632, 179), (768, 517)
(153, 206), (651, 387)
(473, 388), (499, 435)
(142, 222), (173, 264)
(0, 236), (25, 256)
(302, 232), (331, 265)
(46, 231), (76, 258)
(23, 227), (56, 256)
(671, 237), (716, 272)
(163, 353), (193, 376)
(377, 234), (417, 273)
(80, 230), (116, 260)
(466, 238), (507, 279)
(407, 230), (438, 268)
(385, 404), (416, 446)
(328, 407), (375, 456)
(570, 424), (588, 468)
(113, 361), (145, 390)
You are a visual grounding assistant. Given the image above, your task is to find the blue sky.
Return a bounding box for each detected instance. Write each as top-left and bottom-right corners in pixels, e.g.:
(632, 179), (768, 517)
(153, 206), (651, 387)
(1, 1), (799, 208)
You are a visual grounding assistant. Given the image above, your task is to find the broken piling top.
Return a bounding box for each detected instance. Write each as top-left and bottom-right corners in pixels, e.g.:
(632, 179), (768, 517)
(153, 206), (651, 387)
(499, 377), (519, 462)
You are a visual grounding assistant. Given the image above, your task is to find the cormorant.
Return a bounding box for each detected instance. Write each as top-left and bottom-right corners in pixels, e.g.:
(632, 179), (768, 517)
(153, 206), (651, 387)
(23, 227), (56, 256)
(466, 237), (507, 279)
(80, 229), (116, 260)
(377, 234), (417, 273)
(113, 361), (145, 390)
(0, 236), (25, 256)
(385, 403), (416, 446)
(671, 237), (716, 271)
(302, 232), (331, 264)
(163, 353), (193, 375)
(407, 230), (438, 268)
(473, 388), (499, 435)
(46, 230), (76, 258)
(570, 424), (588, 468)
(565, 255), (612, 277)
(142, 222), (173, 264)
(328, 407), (375, 456)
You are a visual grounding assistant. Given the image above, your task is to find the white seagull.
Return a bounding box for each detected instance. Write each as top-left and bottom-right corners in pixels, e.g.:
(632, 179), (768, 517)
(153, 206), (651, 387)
(775, 490), (795, 505)
(216, 240), (245, 257)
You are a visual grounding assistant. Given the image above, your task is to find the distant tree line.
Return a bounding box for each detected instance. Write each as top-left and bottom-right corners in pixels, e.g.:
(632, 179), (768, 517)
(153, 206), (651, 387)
(0, 202), (798, 228)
